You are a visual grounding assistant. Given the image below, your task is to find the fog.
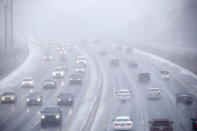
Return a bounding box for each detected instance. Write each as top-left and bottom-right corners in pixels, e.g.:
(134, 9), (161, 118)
(13, 0), (188, 43)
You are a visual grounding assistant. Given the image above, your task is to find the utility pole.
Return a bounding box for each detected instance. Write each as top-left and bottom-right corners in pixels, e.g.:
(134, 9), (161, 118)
(4, 4), (8, 62)
(10, 0), (13, 48)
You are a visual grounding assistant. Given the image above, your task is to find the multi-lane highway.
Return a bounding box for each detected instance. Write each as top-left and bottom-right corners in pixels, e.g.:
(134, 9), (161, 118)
(0, 40), (196, 131)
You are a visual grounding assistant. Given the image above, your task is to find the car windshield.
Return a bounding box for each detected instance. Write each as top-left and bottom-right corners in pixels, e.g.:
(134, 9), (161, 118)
(59, 93), (72, 97)
(29, 92), (40, 97)
(116, 118), (129, 122)
(44, 107), (59, 113)
(24, 78), (32, 81)
(152, 121), (170, 126)
(150, 89), (159, 92)
(161, 71), (169, 75)
(4, 92), (14, 95)
(118, 90), (129, 93)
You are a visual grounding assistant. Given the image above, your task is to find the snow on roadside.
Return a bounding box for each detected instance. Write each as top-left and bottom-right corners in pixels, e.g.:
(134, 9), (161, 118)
(134, 48), (197, 80)
(0, 42), (42, 89)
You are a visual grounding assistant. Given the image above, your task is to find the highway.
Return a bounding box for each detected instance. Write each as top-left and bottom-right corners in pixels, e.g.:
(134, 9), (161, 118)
(0, 41), (196, 131)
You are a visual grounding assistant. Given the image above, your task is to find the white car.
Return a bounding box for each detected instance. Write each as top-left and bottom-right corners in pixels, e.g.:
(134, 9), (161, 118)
(52, 67), (65, 78)
(160, 71), (170, 80)
(22, 77), (34, 88)
(76, 56), (88, 65)
(75, 67), (86, 74)
(116, 90), (131, 101)
(42, 55), (53, 61)
(113, 116), (133, 131)
(147, 88), (161, 99)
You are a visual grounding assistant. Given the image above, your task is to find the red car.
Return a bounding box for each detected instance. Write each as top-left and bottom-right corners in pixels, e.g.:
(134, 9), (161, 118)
(148, 119), (173, 131)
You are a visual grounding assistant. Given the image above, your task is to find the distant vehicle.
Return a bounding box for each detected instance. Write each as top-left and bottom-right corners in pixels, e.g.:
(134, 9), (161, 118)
(57, 92), (74, 106)
(148, 119), (173, 131)
(176, 92), (193, 105)
(75, 67), (86, 74)
(116, 46), (123, 51)
(40, 106), (62, 127)
(110, 59), (120, 66)
(60, 65), (68, 71)
(113, 116), (133, 131)
(116, 90), (131, 101)
(69, 73), (82, 84)
(76, 56), (88, 65)
(99, 51), (107, 56)
(147, 88), (161, 99)
(191, 118), (197, 130)
(43, 80), (56, 89)
(160, 71), (170, 80)
(76, 63), (87, 68)
(52, 67), (65, 78)
(26, 92), (43, 106)
(42, 55), (53, 61)
(1, 91), (17, 103)
(128, 61), (138, 68)
(138, 73), (151, 83)
(125, 47), (133, 54)
(22, 77), (34, 88)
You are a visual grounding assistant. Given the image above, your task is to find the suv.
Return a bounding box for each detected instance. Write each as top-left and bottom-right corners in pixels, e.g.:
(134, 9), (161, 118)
(1, 91), (17, 103)
(43, 80), (56, 89)
(40, 106), (62, 127)
(52, 67), (65, 78)
(160, 71), (170, 80)
(113, 116), (133, 131)
(148, 119), (173, 131)
(110, 59), (120, 67)
(57, 92), (74, 106)
(26, 92), (43, 106)
(22, 77), (34, 88)
(138, 73), (151, 83)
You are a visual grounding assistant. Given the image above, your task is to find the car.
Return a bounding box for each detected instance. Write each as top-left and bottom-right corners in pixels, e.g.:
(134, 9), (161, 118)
(116, 46), (123, 51)
(116, 90), (131, 101)
(42, 55), (53, 61)
(75, 67), (86, 74)
(52, 67), (65, 78)
(138, 73), (151, 83)
(99, 51), (107, 56)
(128, 61), (138, 68)
(191, 118), (197, 130)
(110, 59), (120, 66)
(176, 92), (193, 105)
(41, 106), (62, 127)
(22, 77), (34, 88)
(76, 63), (87, 68)
(1, 91), (17, 103)
(160, 71), (170, 80)
(69, 73), (82, 84)
(147, 88), (161, 99)
(76, 56), (88, 65)
(148, 119), (173, 131)
(26, 92), (43, 106)
(125, 47), (133, 54)
(113, 116), (133, 131)
(43, 80), (56, 89)
(57, 92), (74, 106)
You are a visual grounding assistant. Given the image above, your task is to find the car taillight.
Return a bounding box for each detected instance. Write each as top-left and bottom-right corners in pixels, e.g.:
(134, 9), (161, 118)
(114, 123), (120, 126)
(195, 123), (197, 127)
(125, 123), (131, 126)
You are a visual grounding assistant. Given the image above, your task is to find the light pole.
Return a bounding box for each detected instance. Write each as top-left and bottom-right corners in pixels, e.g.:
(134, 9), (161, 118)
(10, 0), (13, 48)
(4, 4), (8, 62)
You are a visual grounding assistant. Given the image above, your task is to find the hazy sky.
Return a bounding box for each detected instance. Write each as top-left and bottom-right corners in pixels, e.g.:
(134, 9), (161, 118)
(14, 0), (184, 41)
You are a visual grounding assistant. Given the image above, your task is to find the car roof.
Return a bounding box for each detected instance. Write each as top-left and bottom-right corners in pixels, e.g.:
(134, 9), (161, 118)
(118, 90), (129, 92)
(152, 119), (170, 122)
(149, 88), (160, 90)
(116, 116), (130, 119)
(24, 77), (33, 79)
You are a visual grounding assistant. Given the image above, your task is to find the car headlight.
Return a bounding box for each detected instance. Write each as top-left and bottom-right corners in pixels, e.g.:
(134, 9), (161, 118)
(55, 114), (60, 119)
(1, 97), (5, 100)
(37, 98), (41, 102)
(58, 98), (61, 102)
(68, 99), (72, 101)
(11, 97), (15, 100)
(26, 98), (30, 102)
(53, 72), (56, 76)
(22, 82), (25, 85)
(41, 115), (45, 119)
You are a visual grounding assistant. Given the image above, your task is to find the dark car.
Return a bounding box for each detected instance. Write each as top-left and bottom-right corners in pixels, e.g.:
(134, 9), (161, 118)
(138, 73), (151, 83)
(149, 119), (173, 131)
(125, 47), (133, 54)
(57, 92), (74, 106)
(69, 73), (82, 84)
(191, 118), (197, 130)
(26, 92), (43, 106)
(128, 61), (138, 68)
(43, 80), (56, 89)
(41, 106), (62, 127)
(176, 93), (193, 105)
(1, 91), (17, 104)
(110, 59), (120, 67)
